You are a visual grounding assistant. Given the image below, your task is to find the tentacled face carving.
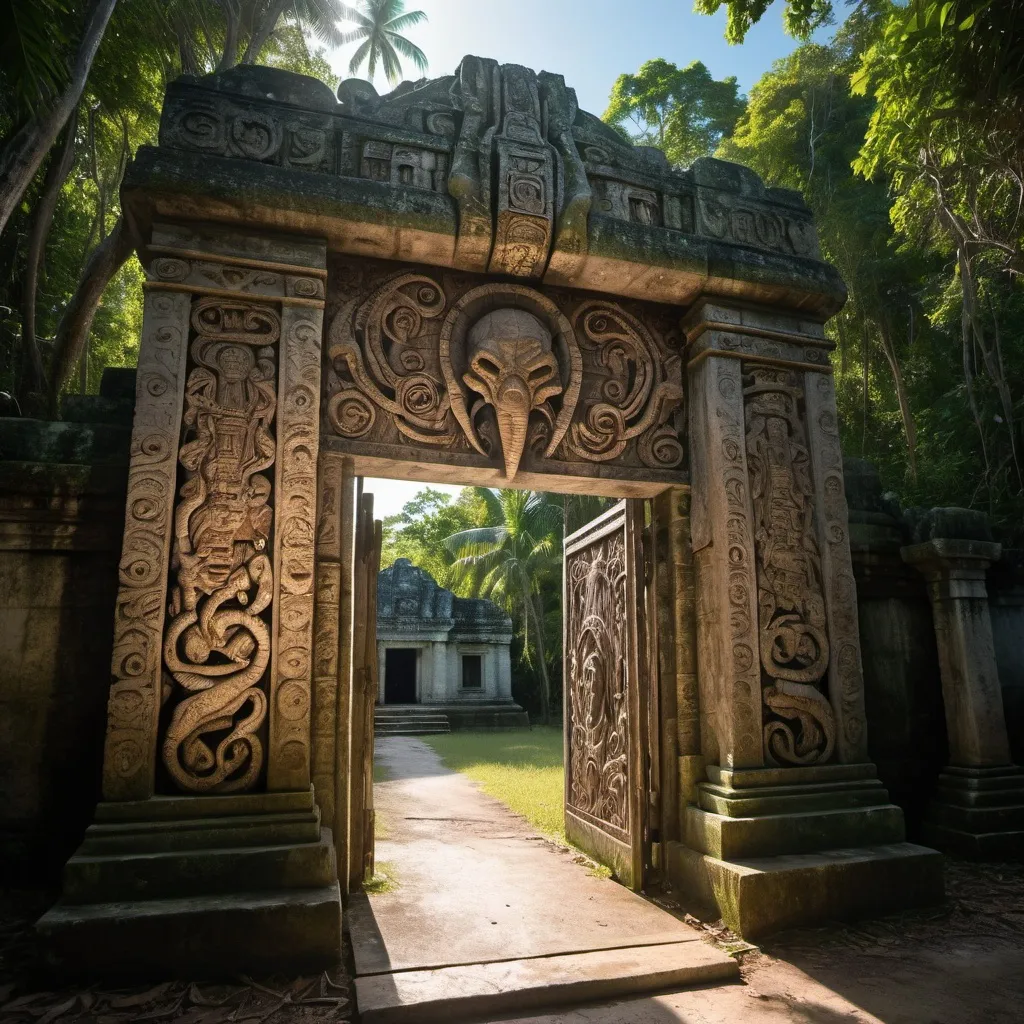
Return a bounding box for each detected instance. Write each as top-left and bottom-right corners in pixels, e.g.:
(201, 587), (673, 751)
(743, 366), (835, 767)
(440, 283), (582, 478)
(323, 259), (687, 482)
(462, 308), (562, 479)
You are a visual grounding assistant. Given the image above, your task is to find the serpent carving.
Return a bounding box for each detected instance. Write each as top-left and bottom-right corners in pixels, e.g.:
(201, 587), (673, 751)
(161, 300), (279, 793)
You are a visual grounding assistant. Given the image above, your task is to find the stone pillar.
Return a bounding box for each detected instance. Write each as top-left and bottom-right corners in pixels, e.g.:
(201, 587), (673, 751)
(431, 640), (448, 701)
(38, 223), (341, 977)
(843, 458), (946, 830)
(902, 508), (1024, 856)
(668, 298), (942, 938)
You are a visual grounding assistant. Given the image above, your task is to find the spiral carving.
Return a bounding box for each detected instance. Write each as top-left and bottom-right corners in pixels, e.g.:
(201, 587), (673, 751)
(744, 366), (835, 766)
(327, 272), (457, 445)
(566, 303), (684, 467)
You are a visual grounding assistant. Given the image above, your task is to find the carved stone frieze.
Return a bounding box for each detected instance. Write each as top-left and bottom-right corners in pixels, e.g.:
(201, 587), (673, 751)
(162, 90), (334, 175)
(152, 62), (830, 287)
(323, 257), (685, 486)
(743, 366), (835, 766)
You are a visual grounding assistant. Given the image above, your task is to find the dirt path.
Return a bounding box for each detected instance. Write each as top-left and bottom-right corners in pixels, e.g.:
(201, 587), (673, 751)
(348, 736), (715, 975)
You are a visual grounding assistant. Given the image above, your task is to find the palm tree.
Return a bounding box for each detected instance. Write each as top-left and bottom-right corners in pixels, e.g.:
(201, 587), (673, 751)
(445, 490), (562, 725)
(338, 0), (427, 85)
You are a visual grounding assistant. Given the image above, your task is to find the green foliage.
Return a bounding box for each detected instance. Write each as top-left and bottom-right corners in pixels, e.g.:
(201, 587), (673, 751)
(679, 1), (1024, 534)
(694, 0), (837, 44)
(603, 59), (746, 167)
(0, 0), (347, 403)
(379, 487), (487, 585)
(338, 0), (428, 84)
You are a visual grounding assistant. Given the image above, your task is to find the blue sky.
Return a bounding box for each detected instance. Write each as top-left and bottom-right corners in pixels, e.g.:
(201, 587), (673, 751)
(329, 0), (825, 519)
(327, 0), (830, 117)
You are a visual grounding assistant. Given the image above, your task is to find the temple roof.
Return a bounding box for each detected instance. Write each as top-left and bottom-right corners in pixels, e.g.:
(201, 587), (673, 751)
(377, 558), (512, 638)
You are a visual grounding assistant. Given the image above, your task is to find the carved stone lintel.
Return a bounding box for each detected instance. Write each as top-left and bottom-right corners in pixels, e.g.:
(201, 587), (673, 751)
(325, 258), (685, 488)
(102, 290), (192, 801)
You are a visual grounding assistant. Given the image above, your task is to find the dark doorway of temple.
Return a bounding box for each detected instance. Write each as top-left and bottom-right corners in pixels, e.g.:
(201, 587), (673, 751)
(383, 648), (417, 704)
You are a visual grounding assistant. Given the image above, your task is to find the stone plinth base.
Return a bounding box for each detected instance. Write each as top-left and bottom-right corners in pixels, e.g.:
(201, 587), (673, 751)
(922, 765), (1024, 858)
(670, 763), (944, 937)
(37, 789), (342, 978)
(667, 841), (943, 939)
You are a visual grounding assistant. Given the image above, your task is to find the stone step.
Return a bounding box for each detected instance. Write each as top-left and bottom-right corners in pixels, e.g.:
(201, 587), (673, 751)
(79, 811), (322, 854)
(64, 830), (337, 904)
(354, 940), (738, 1024)
(374, 707), (451, 737)
(37, 884), (342, 980)
(375, 718), (450, 726)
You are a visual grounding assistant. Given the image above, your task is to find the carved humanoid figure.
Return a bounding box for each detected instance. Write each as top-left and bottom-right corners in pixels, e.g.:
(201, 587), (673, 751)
(162, 329), (278, 793)
(744, 368), (834, 766)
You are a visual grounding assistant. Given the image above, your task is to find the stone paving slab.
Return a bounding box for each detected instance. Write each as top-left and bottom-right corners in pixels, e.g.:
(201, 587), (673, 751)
(352, 737), (702, 976)
(355, 941), (737, 1024)
(351, 736), (736, 1021)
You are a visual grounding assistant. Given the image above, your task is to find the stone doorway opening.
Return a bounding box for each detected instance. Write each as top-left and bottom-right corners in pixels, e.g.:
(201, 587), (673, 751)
(383, 648), (417, 704)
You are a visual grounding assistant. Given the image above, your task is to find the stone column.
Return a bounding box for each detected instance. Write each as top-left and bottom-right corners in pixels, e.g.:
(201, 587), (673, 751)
(39, 223), (341, 976)
(903, 509), (1024, 856)
(431, 640), (448, 702)
(668, 298), (941, 939)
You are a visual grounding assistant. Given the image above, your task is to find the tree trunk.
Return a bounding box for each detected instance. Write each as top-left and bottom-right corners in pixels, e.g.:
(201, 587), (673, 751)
(526, 588), (551, 726)
(0, 0), (118, 238)
(48, 215), (134, 414)
(216, 0), (242, 71)
(241, 0), (290, 64)
(877, 317), (918, 483)
(861, 318), (869, 455)
(18, 112), (78, 403)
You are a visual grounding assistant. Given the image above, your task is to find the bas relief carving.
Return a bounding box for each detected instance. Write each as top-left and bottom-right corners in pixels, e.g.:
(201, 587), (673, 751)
(324, 258), (685, 483)
(566, 527), (630, 837)
(156, 60), (825, 281)
(161, 300), (281, 793)
(743, 366), (835, 766)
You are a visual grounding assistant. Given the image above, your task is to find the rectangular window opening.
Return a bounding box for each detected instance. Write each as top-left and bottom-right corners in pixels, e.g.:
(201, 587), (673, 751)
(461, 654), (482, 689)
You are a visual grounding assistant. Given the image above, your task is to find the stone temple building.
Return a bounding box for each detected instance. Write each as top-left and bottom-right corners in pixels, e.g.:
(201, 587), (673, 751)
(375, 559), (527, 731)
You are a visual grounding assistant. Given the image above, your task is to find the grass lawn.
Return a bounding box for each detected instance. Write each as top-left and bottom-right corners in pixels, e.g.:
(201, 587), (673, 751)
(422, 727), (566, 843)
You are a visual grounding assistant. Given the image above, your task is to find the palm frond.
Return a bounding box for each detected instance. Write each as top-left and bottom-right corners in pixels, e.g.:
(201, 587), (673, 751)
(347, 35), (371, 74)
(387, 30), (427, 74)
(377, 35), (402, 82)
(334, 1), (374, 27)
(385, 9), (426, 32)
(444, 525), (507, 557)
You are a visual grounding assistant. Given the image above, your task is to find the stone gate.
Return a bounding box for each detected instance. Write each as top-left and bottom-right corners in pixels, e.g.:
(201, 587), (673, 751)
(36, 57), (944, 973)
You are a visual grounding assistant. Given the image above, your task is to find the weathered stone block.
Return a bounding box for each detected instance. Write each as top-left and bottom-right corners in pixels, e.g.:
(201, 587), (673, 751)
(667, 841), (943, 939)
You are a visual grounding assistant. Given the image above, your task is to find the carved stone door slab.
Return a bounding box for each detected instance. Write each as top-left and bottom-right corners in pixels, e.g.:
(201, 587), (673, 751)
(563, 500), (646, 889)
